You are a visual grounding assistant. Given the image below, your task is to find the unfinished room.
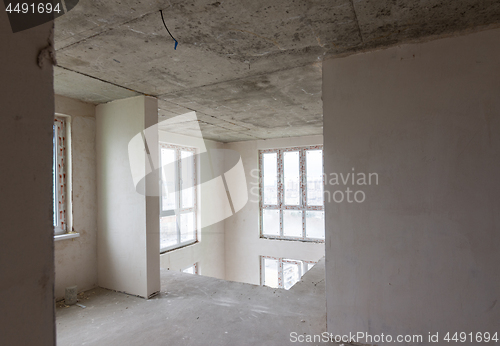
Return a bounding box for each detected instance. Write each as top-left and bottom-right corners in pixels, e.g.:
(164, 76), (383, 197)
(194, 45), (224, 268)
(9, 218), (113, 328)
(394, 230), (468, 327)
(1, 0), (499, 345)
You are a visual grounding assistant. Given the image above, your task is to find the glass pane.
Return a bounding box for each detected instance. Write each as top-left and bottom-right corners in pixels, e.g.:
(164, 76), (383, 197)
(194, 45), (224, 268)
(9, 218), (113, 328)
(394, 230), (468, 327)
(283, 261), (301, 290)
(160, 215), (177, 250)
(306, 211), (325, 240)
(263, 258), (279, 288)
(262, 209), (280, 236)
(180, 212), (195, 243)
(262, 153), (277, 205)
(181, 150), (194, 209)
(283, 151), (300, 205)
(183, 265), (195, 274)
(160, 148), (176, 211)
(283, 210), (303, 238)
(306, 150), (323, 206)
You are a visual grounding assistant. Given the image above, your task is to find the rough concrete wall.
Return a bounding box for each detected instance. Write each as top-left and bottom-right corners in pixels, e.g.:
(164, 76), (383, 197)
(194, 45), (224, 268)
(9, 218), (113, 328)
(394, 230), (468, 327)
(54, 95), (97, 300)
(159, 132), (226, 279)
(0, 15), (55, 346)
(323, 28), (500, 344)
(224, 136), (325, 285)
(96, 96), (160, 298)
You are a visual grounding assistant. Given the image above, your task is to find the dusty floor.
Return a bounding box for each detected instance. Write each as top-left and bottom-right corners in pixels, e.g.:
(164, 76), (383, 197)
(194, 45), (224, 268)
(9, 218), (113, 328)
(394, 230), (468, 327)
(56, 259), (333, 346)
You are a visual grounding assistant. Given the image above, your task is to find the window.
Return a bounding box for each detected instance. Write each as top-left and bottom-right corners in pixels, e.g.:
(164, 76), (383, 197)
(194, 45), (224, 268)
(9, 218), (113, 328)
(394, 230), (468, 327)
(182, 263), (199, 275)
(261, 256), (316, 290)
(53, 116), (67, 235)
(260, 146), (324, 241)
(159, 144), (197, 252)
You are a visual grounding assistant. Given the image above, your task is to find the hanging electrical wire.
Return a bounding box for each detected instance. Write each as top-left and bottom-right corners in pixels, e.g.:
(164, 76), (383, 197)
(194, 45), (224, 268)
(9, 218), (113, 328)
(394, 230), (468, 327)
(160, 10), (178, 50)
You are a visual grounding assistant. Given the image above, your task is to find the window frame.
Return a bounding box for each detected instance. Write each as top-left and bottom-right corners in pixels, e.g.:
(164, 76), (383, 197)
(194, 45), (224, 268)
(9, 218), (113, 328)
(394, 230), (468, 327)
(259, 145), (324, 242)
(159, 143), (198, 253)
(260, 256), (317, 289)
(53, 115), (72, 236)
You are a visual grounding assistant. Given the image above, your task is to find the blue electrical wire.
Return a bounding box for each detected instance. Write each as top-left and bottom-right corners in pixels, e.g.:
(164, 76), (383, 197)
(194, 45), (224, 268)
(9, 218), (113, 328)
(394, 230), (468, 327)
(160, 10), (178, 50)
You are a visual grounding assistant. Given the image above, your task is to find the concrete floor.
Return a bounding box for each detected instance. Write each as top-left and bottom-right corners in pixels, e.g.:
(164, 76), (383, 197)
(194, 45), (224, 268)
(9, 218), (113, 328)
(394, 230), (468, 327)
(56, 259), (331, 346)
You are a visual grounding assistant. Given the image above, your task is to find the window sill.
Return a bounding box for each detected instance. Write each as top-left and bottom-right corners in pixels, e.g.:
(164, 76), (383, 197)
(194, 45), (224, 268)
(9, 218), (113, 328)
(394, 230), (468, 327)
(54, 233), (80, 242)
(260, 236), (325, 243)
(160, 240), (198, 254)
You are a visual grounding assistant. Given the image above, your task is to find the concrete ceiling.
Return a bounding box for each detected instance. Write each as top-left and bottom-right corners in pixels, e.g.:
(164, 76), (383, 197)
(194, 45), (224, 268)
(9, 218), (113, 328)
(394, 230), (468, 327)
(54, 0), (500, 142)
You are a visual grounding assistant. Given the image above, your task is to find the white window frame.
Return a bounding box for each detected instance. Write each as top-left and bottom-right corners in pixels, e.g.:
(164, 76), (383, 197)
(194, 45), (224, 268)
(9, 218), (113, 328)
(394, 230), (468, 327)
(260, 256), (317, 289)
(159, 143), (197, 253)
(259, 146), (324, 241)
(53, 114), (73, 237)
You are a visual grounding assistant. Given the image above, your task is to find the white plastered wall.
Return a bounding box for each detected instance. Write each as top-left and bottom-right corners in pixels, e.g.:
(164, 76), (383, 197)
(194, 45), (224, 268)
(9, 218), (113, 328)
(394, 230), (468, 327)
(323, 28), (500, 343)
(224, 135), (325, 285)
(96, 95), (160, 298)
(54, 95), (98, 300)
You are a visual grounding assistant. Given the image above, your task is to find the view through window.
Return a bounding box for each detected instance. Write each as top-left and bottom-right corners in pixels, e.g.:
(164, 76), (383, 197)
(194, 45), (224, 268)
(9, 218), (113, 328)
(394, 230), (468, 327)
(261, 256), (316, 290)
(260, 146), (324, 241)
(182, 263), (199, 275)
(160, 144), (197, 252)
